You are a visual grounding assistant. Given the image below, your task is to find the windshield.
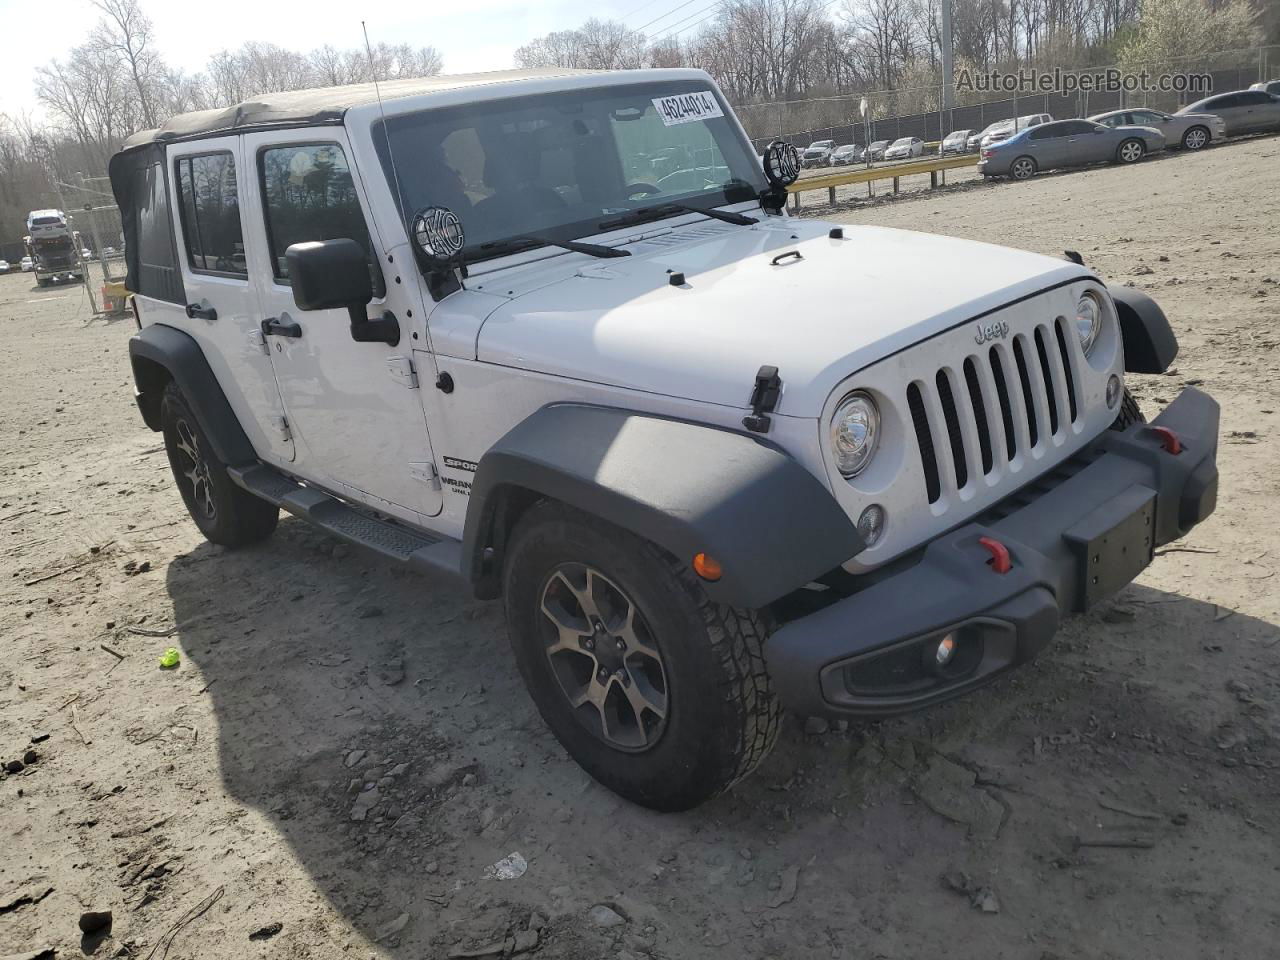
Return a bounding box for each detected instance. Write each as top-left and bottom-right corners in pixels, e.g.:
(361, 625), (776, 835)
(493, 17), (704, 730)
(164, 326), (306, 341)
(374, 80), (764, 263)
(890, 138), (912, 147)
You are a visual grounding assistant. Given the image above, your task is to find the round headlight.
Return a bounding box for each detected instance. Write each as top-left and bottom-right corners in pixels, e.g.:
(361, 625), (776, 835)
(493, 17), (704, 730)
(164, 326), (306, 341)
(831, 391), (880, 477)
(1074, 291), (1102, 355)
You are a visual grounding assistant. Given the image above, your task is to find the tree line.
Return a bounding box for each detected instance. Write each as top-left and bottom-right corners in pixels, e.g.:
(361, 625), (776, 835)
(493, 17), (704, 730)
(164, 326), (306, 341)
(517, 0), (1266, 112)
(1, 0), (441, 246)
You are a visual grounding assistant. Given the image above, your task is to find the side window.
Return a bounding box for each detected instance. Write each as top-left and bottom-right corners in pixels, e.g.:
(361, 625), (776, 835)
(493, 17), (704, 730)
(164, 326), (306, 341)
(1210, 94), (1242, 109)
(175, 152), (247, 277)
(135, 161), (181, 294)
(1239, 91), (1271, 105)
(1027, 125), (1058, 140)
(259, 143), (374, 282)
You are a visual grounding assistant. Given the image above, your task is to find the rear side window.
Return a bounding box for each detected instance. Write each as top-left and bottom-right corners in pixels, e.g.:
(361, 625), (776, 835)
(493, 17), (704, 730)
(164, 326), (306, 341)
(135, 161), (182, 296)
(175, 152), (247, 278)
(1238, 91), (1272, 105)
(1027, 124), (1060, 140)
(258, 143), (374, 282)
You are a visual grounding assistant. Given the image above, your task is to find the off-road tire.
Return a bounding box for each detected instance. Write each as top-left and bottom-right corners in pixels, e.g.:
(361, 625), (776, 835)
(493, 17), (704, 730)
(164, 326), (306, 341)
(1110, 388), (1145, 430)
(503, 500), (781, 811)
(160, 381), (278, 546)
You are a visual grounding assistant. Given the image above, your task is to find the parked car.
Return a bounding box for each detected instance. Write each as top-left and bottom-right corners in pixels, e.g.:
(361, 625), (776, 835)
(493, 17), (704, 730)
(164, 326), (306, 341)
(865, 139), (891, 161)
(0, 259), (9, 273)
(883, 137), (924, 160)
(109, 67), (1219, 812)
(81, 247), (93, 259)
(941, 129), (974, 153)
(1249, 79), (1280, 96)
(829, 143), (864, 165)
(20, 256), (34, 271)
(1090, 107), (1223, 151)
(1178, 89), (1280, 136)
(800, 139), (836, 167)
(967, 122), (1009, 152)
(982, 113), (1053, 148)
(102, 245), (118, 257)
(978, 118), (1165, 179)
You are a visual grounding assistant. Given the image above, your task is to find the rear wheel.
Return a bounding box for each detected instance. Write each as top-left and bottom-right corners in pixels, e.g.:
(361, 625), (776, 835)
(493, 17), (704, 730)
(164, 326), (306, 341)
(1182, 126), (1209, 150)
(503, 501), (780, 811)
(1117, 138), (1146, 164)
(160, 381), (278, 546)
(1010, 156), (1037, 180)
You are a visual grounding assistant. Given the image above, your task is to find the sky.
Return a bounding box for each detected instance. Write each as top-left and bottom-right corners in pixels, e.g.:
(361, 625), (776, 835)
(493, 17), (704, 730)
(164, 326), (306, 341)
(0, 0), (653, 119)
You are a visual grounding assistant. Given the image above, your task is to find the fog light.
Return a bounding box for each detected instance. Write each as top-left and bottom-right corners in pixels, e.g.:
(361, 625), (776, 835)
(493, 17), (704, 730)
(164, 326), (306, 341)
(1106, 374), (1122, 409)
(857, 504), (886, 547)
(934, 633), (957, 667)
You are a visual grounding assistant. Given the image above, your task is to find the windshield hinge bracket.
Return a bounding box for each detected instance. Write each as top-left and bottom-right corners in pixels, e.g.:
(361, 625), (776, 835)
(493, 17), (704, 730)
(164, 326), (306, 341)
(743, 365), (783, 434)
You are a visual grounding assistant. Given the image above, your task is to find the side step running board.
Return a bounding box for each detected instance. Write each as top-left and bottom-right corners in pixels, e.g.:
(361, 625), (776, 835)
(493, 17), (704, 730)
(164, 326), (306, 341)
(227, 464), (465, 584)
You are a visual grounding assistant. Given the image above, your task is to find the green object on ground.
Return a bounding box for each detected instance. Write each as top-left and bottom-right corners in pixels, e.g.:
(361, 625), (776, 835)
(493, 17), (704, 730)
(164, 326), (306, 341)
(159, 647), (180, 669)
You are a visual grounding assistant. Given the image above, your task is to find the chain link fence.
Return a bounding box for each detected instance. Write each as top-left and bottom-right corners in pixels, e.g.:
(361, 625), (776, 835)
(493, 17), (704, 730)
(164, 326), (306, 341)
(738, 43), (1279, 153)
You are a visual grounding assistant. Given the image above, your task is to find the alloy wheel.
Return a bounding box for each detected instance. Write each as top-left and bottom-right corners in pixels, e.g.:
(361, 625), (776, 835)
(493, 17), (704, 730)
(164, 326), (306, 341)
(1012, 158), (1034, 180)
(1120, 141), (1144, 162)
(1184, 128), (1208, 150)
(173, 418), (216, 520)
(538, 563), (668, 752)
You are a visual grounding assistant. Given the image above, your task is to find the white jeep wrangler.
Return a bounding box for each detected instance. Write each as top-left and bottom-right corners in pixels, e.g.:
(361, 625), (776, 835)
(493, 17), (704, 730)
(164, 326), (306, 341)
(111, 68), (1220, 811)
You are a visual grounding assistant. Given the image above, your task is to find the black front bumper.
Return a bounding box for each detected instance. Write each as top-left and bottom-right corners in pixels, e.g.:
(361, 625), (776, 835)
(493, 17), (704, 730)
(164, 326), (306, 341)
(766, 387), (1220, 718)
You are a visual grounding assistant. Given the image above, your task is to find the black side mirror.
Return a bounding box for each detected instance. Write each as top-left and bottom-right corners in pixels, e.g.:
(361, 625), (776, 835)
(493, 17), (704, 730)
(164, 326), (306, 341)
(286, 239), (399, 346)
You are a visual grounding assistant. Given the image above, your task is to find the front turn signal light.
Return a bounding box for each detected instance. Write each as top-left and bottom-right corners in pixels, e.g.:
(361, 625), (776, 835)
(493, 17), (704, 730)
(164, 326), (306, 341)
(692, 552), (723, 581)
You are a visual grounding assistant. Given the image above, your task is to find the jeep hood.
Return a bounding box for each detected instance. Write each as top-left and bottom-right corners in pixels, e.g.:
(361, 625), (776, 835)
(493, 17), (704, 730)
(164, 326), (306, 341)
(473, 219), (1089, 417)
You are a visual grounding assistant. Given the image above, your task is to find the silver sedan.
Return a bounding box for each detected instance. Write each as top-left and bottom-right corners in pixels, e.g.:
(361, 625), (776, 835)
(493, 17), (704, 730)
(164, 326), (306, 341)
(978, 118), (1165, 179)
(1090, 107), (1224, 150)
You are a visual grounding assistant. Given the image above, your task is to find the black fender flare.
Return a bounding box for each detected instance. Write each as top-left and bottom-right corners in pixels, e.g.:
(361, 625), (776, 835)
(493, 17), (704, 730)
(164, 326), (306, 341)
(1110, 286), (1178, 374)
(461, 404), (864, 608)
(128, 323), (256, 466)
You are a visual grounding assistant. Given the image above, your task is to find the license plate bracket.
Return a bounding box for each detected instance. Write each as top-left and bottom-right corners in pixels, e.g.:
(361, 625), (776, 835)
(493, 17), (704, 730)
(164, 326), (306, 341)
(1063, 484), (1157, 611)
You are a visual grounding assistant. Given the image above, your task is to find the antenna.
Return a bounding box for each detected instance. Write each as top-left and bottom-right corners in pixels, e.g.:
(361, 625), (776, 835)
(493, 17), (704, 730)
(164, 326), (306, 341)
(361, 21), (450, 387)
(362, 21), (410, 245)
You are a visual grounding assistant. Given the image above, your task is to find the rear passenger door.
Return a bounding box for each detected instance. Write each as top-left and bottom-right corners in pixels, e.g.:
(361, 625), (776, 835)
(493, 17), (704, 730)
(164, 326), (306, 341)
(238, 128), (444, 523)
(169, 137), (295, 463)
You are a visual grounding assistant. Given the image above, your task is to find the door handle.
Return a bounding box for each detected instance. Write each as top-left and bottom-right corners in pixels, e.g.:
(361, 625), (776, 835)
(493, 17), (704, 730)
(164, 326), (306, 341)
(185, 303), (217, 321)
(261, 317), (302, 338)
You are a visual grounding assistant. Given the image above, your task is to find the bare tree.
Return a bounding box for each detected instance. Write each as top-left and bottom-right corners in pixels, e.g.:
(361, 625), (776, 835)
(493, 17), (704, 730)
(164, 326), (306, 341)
(91, 0), (162, 128)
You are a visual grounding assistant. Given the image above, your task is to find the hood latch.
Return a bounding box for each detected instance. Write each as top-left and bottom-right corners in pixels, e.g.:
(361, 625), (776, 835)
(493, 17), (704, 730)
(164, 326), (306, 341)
(743, 365), (783, 434)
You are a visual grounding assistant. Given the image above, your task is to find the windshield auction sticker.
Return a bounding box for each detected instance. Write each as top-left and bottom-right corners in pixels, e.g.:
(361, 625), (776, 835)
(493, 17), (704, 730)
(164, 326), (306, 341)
(652, 91), (724, 126)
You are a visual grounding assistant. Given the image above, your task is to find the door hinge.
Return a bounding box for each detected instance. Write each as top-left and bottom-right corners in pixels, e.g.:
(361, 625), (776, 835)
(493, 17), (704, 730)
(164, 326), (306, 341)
(271, 415), (292, 442)
(247, 329), (269, 355)
(409, 461), (441, 490)
(386, 356), (419, 389)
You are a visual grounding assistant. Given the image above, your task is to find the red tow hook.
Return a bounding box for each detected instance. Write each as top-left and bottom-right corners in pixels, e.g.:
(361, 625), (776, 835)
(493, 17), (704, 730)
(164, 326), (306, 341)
(1150, 426), (1182, 455)
(978, 536), (1012, 574)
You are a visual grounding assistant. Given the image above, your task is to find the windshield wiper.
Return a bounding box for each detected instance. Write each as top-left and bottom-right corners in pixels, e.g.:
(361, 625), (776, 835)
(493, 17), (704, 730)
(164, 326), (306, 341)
(473, 235), (630, 261)
(599, 202), (758, 232)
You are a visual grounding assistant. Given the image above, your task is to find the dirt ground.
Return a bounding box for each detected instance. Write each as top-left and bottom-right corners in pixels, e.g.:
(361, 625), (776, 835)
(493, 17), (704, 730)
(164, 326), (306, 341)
(2, 135), (1279, 960)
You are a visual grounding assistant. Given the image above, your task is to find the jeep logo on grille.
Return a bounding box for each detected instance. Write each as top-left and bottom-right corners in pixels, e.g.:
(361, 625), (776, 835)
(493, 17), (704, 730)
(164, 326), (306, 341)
(973, 319), (1010, 345)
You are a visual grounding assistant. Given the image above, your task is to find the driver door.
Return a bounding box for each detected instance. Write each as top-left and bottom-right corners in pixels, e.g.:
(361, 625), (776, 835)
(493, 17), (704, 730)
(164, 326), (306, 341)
(238, 127), (444, 521)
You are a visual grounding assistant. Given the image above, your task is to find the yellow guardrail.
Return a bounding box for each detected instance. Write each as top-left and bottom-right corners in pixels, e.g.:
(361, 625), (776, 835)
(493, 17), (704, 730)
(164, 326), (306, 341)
(789, 152), (978, 208)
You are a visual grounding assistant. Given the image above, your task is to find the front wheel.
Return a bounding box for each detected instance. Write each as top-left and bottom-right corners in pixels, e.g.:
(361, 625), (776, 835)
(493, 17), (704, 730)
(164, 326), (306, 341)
(503, 501), (780, 811)
(1117, 138), (1146, 164)
(1182, 126), (1209, 150)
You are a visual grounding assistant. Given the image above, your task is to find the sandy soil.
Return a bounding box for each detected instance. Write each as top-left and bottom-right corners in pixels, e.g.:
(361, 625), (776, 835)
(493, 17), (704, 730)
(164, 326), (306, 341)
(2, 136), (1278, 960)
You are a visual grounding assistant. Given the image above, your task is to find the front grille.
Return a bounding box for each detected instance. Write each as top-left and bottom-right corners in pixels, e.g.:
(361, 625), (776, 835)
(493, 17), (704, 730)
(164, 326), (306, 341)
(907, 317), (1081, 504)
